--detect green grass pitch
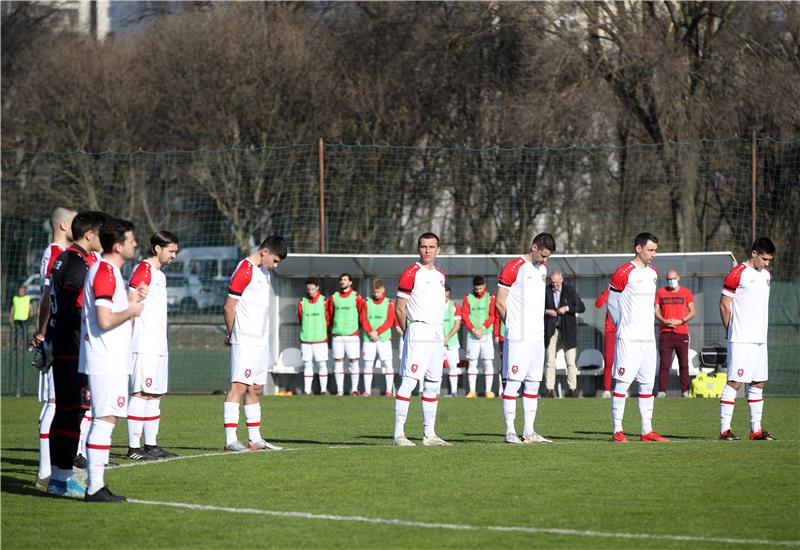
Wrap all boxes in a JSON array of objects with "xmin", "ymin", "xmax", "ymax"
[{"xmin": 2, "ymin": 395, "xmax": 799, "ymax": 548}]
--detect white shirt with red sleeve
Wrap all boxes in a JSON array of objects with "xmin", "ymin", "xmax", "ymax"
[
  {"xmin": 40, "ymin": 243, "xmax": 65, "ymax": 289},
  {"xmin": 498, "ymin": 256, "xmax": 547, "ymax": 343},
  {"xmin": 722, "ymin": 263, "xmax": 771, "ymax": 344},
  {"xmin": 129, "ymin": 259, "xmax": 168, "ymax": 355},
  {"xmin": 608, "ymin": 261, "xmax": 658, "ymax": 341},
  {"xmin": 227, "ymin": 258, "xmax": 270, "ymax": 345},
  {"xmin": 397, "ymin": 262, "xmax": 446, "ymax": 326},
  {"xmin": 79, "ymin": 259, "xmax": 132, "ymax": 375}
]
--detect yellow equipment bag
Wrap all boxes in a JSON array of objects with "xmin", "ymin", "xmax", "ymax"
[{"xmin": 691, "ymin": 372, "xmax": 728, "ymax": 398}]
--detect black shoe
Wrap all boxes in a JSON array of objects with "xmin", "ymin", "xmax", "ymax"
[
  {"xmin": 126, "ymin": 447, "xmax": 153, "ymax": 461},
  {"xmin": 85, "ymin": 485, "xmax": 126, "ymax": 503},
  {"xmin": 544, "ymin": 390, "xmax": 555, "ymax": 398},
  {"xmin": 73, "ymin": 454, "xmax": 88, "ymax": 469},
  {"xmin": 144, "ymin": 445, "xmax": 178, "ymax": 459},
  {"xmin": 567, "ymin": 389, "xmax": 580, "ymax": 398}
]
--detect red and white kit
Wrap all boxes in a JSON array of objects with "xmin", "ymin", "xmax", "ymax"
[
  {"xmin": 38, "ymin": 243, "xmax": 64, "ymax": 402},
  {"xmin": 609, "ymin": 262, "xmax": 658, "ymax": 384},
  {"xmin": 79, "ymin": 260, "xmax": 132, "ymax": 418},
  {"xmin": 228, "ymin": 258, "xmax": 271, "ymax": 386},
  {"xmin": 722, "ymin": 263, "xmax": 771, "ymax": 383},
  {"xmin": 129, "ymin": 260, "xmax": 169, "ymax": 394},
  {"xmin": 498, "ymin": 257, "xmax": 548, "ymax": 382},
  {"xmin": 397, "ymin": 262, "xmax": 446, "ymax": 382}
]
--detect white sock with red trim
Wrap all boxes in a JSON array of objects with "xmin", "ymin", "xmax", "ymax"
[
  {"xmin": 394, "ymin": 376, "xmax": 417, "ymax": 439},
  {"xmin": 483, "ymin": 360, "xmax": 494, "ymax": 394},
  {"xmin": 421, "ymin": 382, "xmax": 439, "ymax": 438},
  {"xmin": 467, "ymin": 361, "xmax": 478, "ymax": 393},
  {"xmin": 303, "ymin": 362, "xmax": 314, "ymax": 394},
  {"xmin": 223, "ymin": 401, "xmax": 239, "ymax": 445},
  {"xmin": 748, "ymin": 386, "xmax": 763, "ymax": 433},
  {"xmin": 78, "ymin": 410, "xmax": 92, "ymax": 457},
  {"xmin": 449, "ymin": 373, "xmax": 459, "ymax": 395},
  {"xmin": 243, "ymin": 403, "xmax": 262, "ymax": 442},
  {"xmin": 522, "ymin": 381, "xmax": 539, "ymax": 436},
  {"xmin": 38, "ymin": 401, "xmax": 55, "ymax": 479},
  {"xmin": 612, "ymin": 380, "xmax": 630, "ymax": 433},
  {"xmin": 363, "ymin": 363, "xmax": 374, "ymax": 395},
  {"xmin": 503, "ymin": 380, "xmax": 521, "ymax": 433},
  {"xmin": 382, "ymin": 361, "xmax": 393, "ymax": 394},
  {"xmin": 86, "ymin": 418, "xmax": 114, "ymax": 495},
  {"xmin": 638, "ymin": 383, "xmax": 654, "ymax": 435},
  {"xmin": 127, "ymin": 396, "xmax": 146, "ymax": 448},
  {"xmin": 317, "ymin": 362, "xmax": 328, "ymax": 393},
  {"xmin": 349, "ymin": 360, "xmax": 360, "ymax": 393},
  {"xmin": 334, "ymin": 362, "xmax": 345, "ymax": 396},
  {"xmin": 143, "ymin": 399, "xmax": 161, "ymax": 446},
  {"xmin": 720, "ymin": 384, "xmax": 737, "ymax": 433}
]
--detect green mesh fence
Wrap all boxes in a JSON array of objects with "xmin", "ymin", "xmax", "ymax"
[{"xmin": 1, "ymin": 138, "xmax": 798, "ymax": 394}]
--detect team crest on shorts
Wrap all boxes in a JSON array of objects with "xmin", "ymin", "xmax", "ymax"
[
  {"xmin": 117, "ymin": 396, "xmax": 126, "ymax": 408},
  {"xmin": 619, "ymin": 367, "xmax": 625, "ymax": 376},
  {"xmin": 145, "ymin": 377, "xmax": 152, "ymax": 388},
  {"xmin": 511, "ymin": 365, "xmax": 519, "ymax": 374},
  {"xmin": 410, "ymin": 364, "xmax": 418, "ymax": 373},
  {"xmin": 244, "ymin": 369, "xmax": 252, "ymax": 378},
  {"xmin": 737, "ymin": 368, "xmax": 744, "ymax": 377}
]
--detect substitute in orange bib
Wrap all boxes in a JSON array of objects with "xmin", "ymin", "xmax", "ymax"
[{"xmin": 654, "ymin": 269, "xmax": 696, "ymax": 398}]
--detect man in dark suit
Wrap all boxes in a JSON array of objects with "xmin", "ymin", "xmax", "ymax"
[{"xmin": 544, "ymin": 270, "xmax": 585, "ymax": 397}]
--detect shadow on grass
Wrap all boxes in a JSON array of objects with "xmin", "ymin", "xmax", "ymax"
[
  {"xmin": 0, "ymin": 474, "xmax": 47, "ymax": 498},
  {"xmin": 572, "ymin": 430, "xmax": 707, "ymax": 440},
  {"xmin": 1, "ymin": 455, "xmax": 38, "ymax": 468}
]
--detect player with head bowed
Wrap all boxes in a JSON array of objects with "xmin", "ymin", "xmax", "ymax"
[
  {"xmin": 718, "ymin": 237, "xmax": 777, "ymax": 441},
  {"xmin": 607, "ymin": 232, "xmax": 668, "ymax": 442},
  {"xmin": 392, "ymin": 232, "xmax": 451, "ymax": 446},
  {"xmin": 222, "ymin": 236, "xmax": 288, "ymax": 452},
  {"xmin": 80, "ymin": 218, "xmax": 147, "ymax": 502},
  {"xmin": 496, "ymin": 232, "xmax": 556, "ymax": 445},
  {"xmin": 360, "ymin": 278, "xmax": 397, "ymax": 397},
  {"xmin": 298, "ymin": 276, "xmax": 332, "ymax": 395},
  {"xmin": 326, "ymin": 273, "xmax": 366, "ymax": 395},
  {"xmin": 126, "ymin": 230, "xmax": 180, "ymax": 460}
]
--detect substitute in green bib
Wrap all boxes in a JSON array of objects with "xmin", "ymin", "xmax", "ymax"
[
  {"xmin": 359, "ymin": 279, "xmax": 397, "ymax": 396},
  {"xmin": 298, "ymin": 276, "xmax": 331, "ymax": 395},
  {"xmin": 443, "ymin": 285, "xmax": 463, "ymax": 397},
  {"xmin": 9, "ymin": 286, "xmax": 33, "ymax": 345},
  {"xmin": 462, "ymin": 276, "xmax": 497, "ymax": 398},
  {"xmin": 326, "ymin": 273, "xmax": 365, "ymax": 396}
]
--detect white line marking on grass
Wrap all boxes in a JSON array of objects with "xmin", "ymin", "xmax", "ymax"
[{"xmin": 127, "ymin": 499, "xmax": 800, "ymax": 547}]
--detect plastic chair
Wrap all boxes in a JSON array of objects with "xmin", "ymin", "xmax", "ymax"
[
  {"xmin": 671, "ymin": 349, "xmax": 700, "ymax": 376},
  {"xmin": 577, "ymin": 348, "xmax": 604, "ymax": 376},
  {"xmin": 274, "ymin": 347, "xmax": 303, "ymax": 373}
]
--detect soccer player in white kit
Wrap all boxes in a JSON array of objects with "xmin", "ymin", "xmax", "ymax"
[
  {"xmin": 496, "ymin": 232, "xmax": 555, "ymax": 444},
  {"xmin": 359, "ymin": 279, "xmax": 396, "ymax": 396},
  {"xmin": 298, "ymin": 277, "xmax": 331, "ymax": 395},
  {"xmin": 443, "ymin": 286, "xmax": 462, "ymax": 397},
  {"xmin": 80, "ymin": 218, "xmax": 145, "ymax": 502},
  {"xmin": 222, "ymin": 236, "xmax": 287, "ymax": 452},
  {"xmin": 30, "ymin": 207, "xmax": 76, "ymax": 489},
  {"xmin": 607, "ymin": 232, "xmax": 668, "ymax": 443},
  {"xmin": 718, "ymin": 237, "xmax": 776, "ymax": 441},
  {"xmin": 392, "ymin": 232, "xmax": 451, "ymax": 447},
  {"xmin": 462, "ymin": 276, "xmax": 497, "ymax": 398},
  {"xmin": 126, "ymin": 230, "xmax": 179, "ymax": 460}
]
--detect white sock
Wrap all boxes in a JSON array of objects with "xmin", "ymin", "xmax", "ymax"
[
  {"xmin": 364, "ymin": 364, "xmax": 374, "ymax": 395},
  {"xmin": 127, "ymin": 396, "xmax": 146, "ymax": 448},
  {"xmin": 483, "ymin": 360, "xmax": 494, "ymax": 393},
  {"xmin": 86, "ymin": 418, "xmax": 114, "ymax": 495},
  {"xmin": 38, "ymin": 401, "xmax": 55, "ymax": 479},
  {"xmin": 303, "ymin": 361, "xmax": 314, "ymax": 394},
  {"xmin": 224, "ymin": 401, "xmax": 239, "ymax": 445},
  {"xmin": 394, "ymin": 377, "xmax": 417, "ymax": 439},
  {"xmin": 350, "ymin": 360, "xmax": 360, "ymax": 393},
  {"xmin": 143, "ymin": 399, "xmax": 161, "ymax": 446},
  {"xmin": 334, "ymin": 363, "xmax": 345, "ymax": 396},
  {"xmin": 421, "ymin": 380, "xmax": 440, "ymax": 438},
  {"xmin": 78, "ymin": 410, "xmax": 92, "ymax": 457},
  {"xmin": 449, "ymin": 374, "xmax": 459, "ymax": 395},
  {"xmin": 244, "ymin": 403, "xmax": 262, "ymax": 442},
  {"xmin": 720, "ymin": 384, "xmax": 737, "ymax": 433},
  {"xmin": 612, "ymin": 380, "xmax": 630, "ymax": 433},
  {"xmin": 503, "ymin": 380, "xmax": 521, "ymax": 434},
  {"xmin": 748, "ymin": 386, "xmax": 764, "ymax": 433},
  {"xmin": 498, "ymin": 376, "xmax": 504, "ymax": 397},
  {"xmin": 638, "ymin": 383, "xmax": 654, "ymax": 435},
  {"xmin": 522, "ymin": 381, "xmax": 539, "ymax": 436},
  {"xmin": 468, "ymin": 361, "xmax": 478, "ymax": 393},
  {"xmin": 383, "ymin": 361, "xmax": 394, "ymax": 394},
  {"xmin": 318, "ymin": 363, "xmax": 328, "ymax": 394}
]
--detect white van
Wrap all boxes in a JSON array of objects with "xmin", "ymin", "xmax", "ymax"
[{"xmin": 164, "ymin": 246, "xmax": 239, "ymax": 283}]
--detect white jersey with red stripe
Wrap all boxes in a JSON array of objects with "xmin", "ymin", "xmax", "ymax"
[
  {"xmin": 397, "ymin": 262, "xmax": 446, "ymax": 326},
  {"xmin": 129, "ymin": 259, "xmax": 168, "ymax": 355},
  {"xmin": 609, "ymin": 261, "xmax": 658, "ymax": 341},
  {"xmin": 498, "ymin": 256, "xmax": 547, "ymax": 343},
  {"xmin": 227, "ymin": 258, "xmax": 271, "ymax": 345},
  {"xmin": 40, "ymin": 243, "xmax": 65, "ymax": 288},
  {"xmin": 722, "ymin": 263, "xmax": 771, "ymax": 344},
  {"xmin": 79, "ymin": 259, "xmax": 132, "ymax": 375}
]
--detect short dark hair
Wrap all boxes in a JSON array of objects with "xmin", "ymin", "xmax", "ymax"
[
  {"xmin": 100, "ymin": 218, "xmax": 135, "ymax": 254},
  {"xmin": 304, "ymin": 276, "xmax": 320, "ymax": 287},
  {"xmin": 531, "ymin": 232, "xmax": 556, "ymax": 253},
  {"xmin": 473, "ymin": 276, "xmax": 485, "ymax": 286},
  {"xmin": 445, "ymin": 284, "xmax": 451, "ymax": 293},
  {"xmin": 418, "ymin": 232, "xmax": 440, "ymax": 247},
  {"xmin": 149, "ymin": 230, "xmax": 179, "ymax": 256},
  {"xmin": 339, "ymin": 273, "xmax": 352, "ymax": 282},
  {"xmin": 634, "ymin": 232, "xmax": 658, "ymax": 248},
  {"xmin": 752, "ymin": 237, "xmax": 776, "ymax": 255},
  {"xmin": 71, "ymin": 211, "xmax": 109, "ymax": 241},
  {"xmin": 259, "ymin": 235, "xmax": 288, "ymax": 260},
  {"xmin": 372, "ymin": 278, "xmax": 385, "ymax": 290}
]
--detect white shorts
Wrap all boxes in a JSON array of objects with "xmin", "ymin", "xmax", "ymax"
[
  {"xmin": 727, "ymin": 342, "xmax": 768, "ymax": 383},
  {"xmin": 301, "ymin": 342, "xmax": 329, "ymax": 363},
  {"xmin": 400, "ymin": 323, "xmax": 444, "ymax": 383},
  {"xmin": 130, "ymin": 353, "xmax": 168, "ymax": 395},
  {"xmin": 444, "ymin": 347, "xmax": 462, "ymax": 374},
  {"xmin": 363, "ymin": 340, "xmax": 393, "ymax": 363},
  {"xmin": 231, "ymin": 344, "xmax": 268, "ymax": 386},
  {"xmin": 38, "ymin": 367, "xmax": 55, "ymax": 402},
  {"xmin": 466, "ymin": 333, "xmax": 495, "ymax": 361},
  {"xmin": 502, "ymin": 339, "xmax": 544, "ymax": 382},
  {"xmin": 88, "ymin": 374, "xmax": 129, "ymax": 418},
  {"xmin": 613, "ymin": 339, "xmax": 657, "ymax": 384},
  {"xmin": 332, "ymin": 335, "xmax": 360, "ymax": 360}
]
